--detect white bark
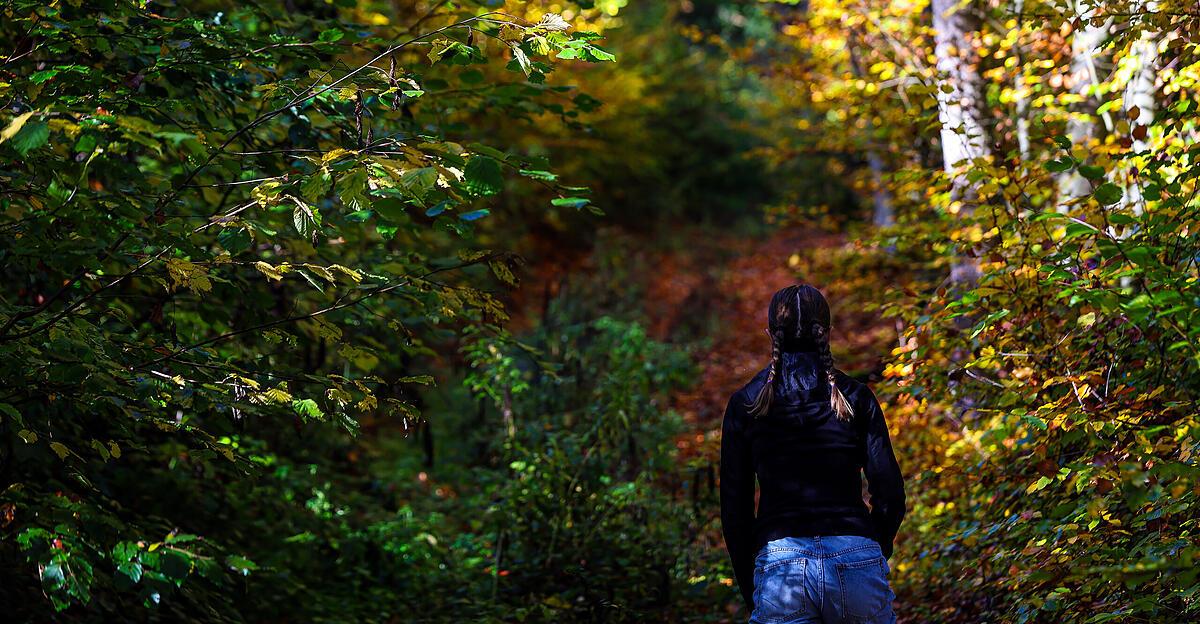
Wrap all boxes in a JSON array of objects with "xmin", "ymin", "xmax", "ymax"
[
  {"xmin": 931, "ymin": 0, "xmax": 988, "ymax": 283},
  {"xmin": 1013, "ymin": 0, "xmax": 1030, "ymax": 159},
  {"xmin": 1122, "ymin": 15, "xmax": 1160, "ymax": 216},
  {"xmin": 931, "ymin": 0, "xmax": 988, "ymax": 176},
  {"xmin": 1058, "ymin": 7, "xmax": 1111, "ymax": 211}
]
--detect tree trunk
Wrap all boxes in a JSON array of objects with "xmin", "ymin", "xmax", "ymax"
[
  {"xmin": 1059, "ymin": 7, "xmax": 1112, "ymax": 211},
  {"xmin": 868, "ymin": 150, "xmax": 894, "ymax": 227},
  {"xmin": 1123, "ymin": 8, "xmax": 1160, "ymax": 216},
  {"xmin": 931, "ymin": 0, "xmax": 988, "ymax": 283},
  {"xmin": 1013, "ymin": 0, "xmax": 1031, "ymax": 159}
]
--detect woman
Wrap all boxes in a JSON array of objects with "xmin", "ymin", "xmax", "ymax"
[{"xmin": 720, "ymin": 284, "xmax": 906, "ymax": 623}]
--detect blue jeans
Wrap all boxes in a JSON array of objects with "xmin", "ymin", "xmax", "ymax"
[{"xmin": 750, "ymin": 535, "xmax": 897, "ymax": 624}]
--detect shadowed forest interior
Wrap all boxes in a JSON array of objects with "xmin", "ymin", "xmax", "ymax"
[{"xmin": 1, "ymin": 0, "xmax": 1199, "ymax": 622}]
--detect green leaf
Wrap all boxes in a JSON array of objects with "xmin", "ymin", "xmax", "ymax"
[
  {"xmin": 373, "ymin": 197, "xmax": 409, "ymax": 222},
  {"xmin": 551, "ymin": 197, "xmax": 590, "ymax": 209},
  {"xmin": 300, "ymin": 170, "xmax": 332, "ymax": 202},
  {"xmin": 1027, "ymin": 475, "xmax": 1053, "ymax": 494},
  {"xmin": 1063, "ymin": 222, "xmax": 1096, "ymax": 239},
  {"xmin": 217, "ymin": 227, "xmax": 252, "ymax": 255},
  {"xmin": 292, "ymin": 198, "xmax": 320, "ymax": 239},
  {"xmin": 1, "ymin": 111, "xmax": 35, "ymax": 143},
  {"xmin": 510, "ymin": 44, "xmax": 532, "ymax": 76},
  {"xmin": 113, "ymin": 542, "xmax": 140, "ymax": 562},
  {"xmin": 399, "ymin": 167, "xmax": 438, "ymax": 198},
  {"xmin": 463, "ymin": 156, "xmax": 504, "ymax": 197},
  {"xmin": 0, "ymin": 402, "xmax": 20, "ymax": 425},
  {"xmin": 1021, "ymin": 414, "xmax": 1048, "ymax": 431},
  {"xmin": 226, "ymin": 555, "xmax": 258, "ymax": 576},
  {"xmin": 337, "ymin": 168, "xmax": 369, "ymax": 211},
  {"xmin": 160, "ymin": 550, "xmax": 192, "ymax": 582},
  {"xmin": 292, "ymin": 398, "xmax": 324, "ymax": 421},
  {"xmin": 1093, "ymin": 183, "xmax": 1123, "ymax": 205},
  {"xmin": 8, "ymin": 120, "xmax": 49, "ymax": 156},
  {"xmin": 30, "ymin": 69, "xmax": 59, "ymax": 84},
  {"xmin": 519, "ymin": 169, "xmax": 557, "ymax": 181},
  {"xmin": 41, "ymin": 562, "xmax": 66, "ymax": 590},
  {"xmin": 117, "ymin": 562, "xmax": 143, "ymax": 584},
  {"xmin": 1078, "ymin": 165, "xmax": 1105, "ymax": 180},
  {"xmin": 583, "ymin": 44, "xmax": 616, "ymax": 62},
  {"xmin": 467, "ymin": 143, "xmax": 508, "ymax": 161},
  {"xmin": 1043, "ymin": 157, "xmax": 1074, "ymax": 173}
]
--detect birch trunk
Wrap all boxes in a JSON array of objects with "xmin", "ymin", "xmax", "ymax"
[
  {"xmin": 1123, "ymin": 7, "xmax": 1160, "ymax": 216},
  {"xmin": 931, "ymin": 0, "xmax": 988, "ymax": 283},
  {"xmin": 1059, "ymin": 7, "xmax": 1112, "ymax": 211},
  {"xmin": 1013, "ymin": 0, "xmax": 1031, "ymax": 159}
]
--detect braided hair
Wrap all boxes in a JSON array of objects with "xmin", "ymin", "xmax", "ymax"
[{"xmin": 746, "ymin": 284, "xmax": 854, "ymax": 421}]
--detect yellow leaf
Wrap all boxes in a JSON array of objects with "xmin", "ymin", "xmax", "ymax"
[
  {"xmin": 499, "ymin": 24, "xmax": 525, "ymax": 43},
  {"xmin": 165, "ymin": 258, "xmax": 212, "ymax": 294},
  {"xmin": 322, "ymin": 148, "xmax": 351, "ymax": 164},
  {"xmin": 0, "ymin": 111, "xmax": 35, "ymax": 143},
  {"xmin": 254, "ymin": 261, "xmax": 285, "ymax": 281},
  {"xmin": 49, "ymin": 441, "xmax": 70, "ymax": 460},
  {"xmin": 329, "ymin": 264, "xmax": 362, "ymax": 282},
  {"xmin": 303, "ymin": 263, "xmax": 336, "ymax": 282}
]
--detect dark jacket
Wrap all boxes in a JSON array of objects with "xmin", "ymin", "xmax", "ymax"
[{"xmin": 719, "ymin": 350, "xmax": 907, "ymax": 610}]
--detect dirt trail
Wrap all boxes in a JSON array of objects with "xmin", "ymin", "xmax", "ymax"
[
  {"xmin": 507, "ymin": 222, "xmax": 900, "ymax": 617},
  {"xmin": 508, "ymin": 219, "xmax": 895, "ymax": 460},
  {"xmin": 656, "ymin": 226, "xmax": 891, "ymax": 464},
  {"xmin": 509, "ymin": 222, "xmax": 894, "ymax": 460}
]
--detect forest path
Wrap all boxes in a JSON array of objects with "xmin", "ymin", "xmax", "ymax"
[
  {"xmin": 659, "ymin": 225, "xmax": 893, "ymax": 463},
  {"xmin": 649, "ymin": 223, "xmax": 903, "ymax": 621}
]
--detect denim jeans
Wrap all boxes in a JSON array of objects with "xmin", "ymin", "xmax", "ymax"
[{"xmin": 750, "ymin": 535, "xmax": 897, "ymax": 624}]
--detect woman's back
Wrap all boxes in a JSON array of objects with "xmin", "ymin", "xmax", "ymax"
[
  {"xmin": 719, "ymin": 285, "xmax": 905, "ymax": 623},
  {"xmin": 746, "ymin": 352, "xmax": 879, "ymax": 539}
]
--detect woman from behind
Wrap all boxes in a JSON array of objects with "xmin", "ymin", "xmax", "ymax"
[{"xmin": 720, "ymin": 284, "xmax": 906, "ymax": 623}]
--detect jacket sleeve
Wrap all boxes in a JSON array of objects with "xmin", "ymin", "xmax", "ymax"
[
  {"xmin": 860, "ymin": 386, "xmax": 906, "ymax": 559},
  {"xmin": 719, "ymin": 391, "xmax": 757, "ymax": 611}
]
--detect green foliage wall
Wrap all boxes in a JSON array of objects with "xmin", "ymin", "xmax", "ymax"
[{"xmin": 0, "ymin": 0, "xmax": 617, "ymax": 618}]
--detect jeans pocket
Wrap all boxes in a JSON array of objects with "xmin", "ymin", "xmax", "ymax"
[
  {"xmin": 752, "ymin": 558, "xmax": 809, "ymax": 623},
  {"xmin": 835, "ymin": 555, "xmax": 890, "ymax": 622}
]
